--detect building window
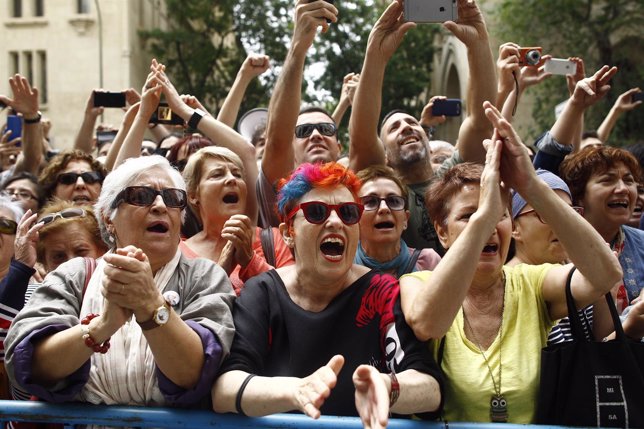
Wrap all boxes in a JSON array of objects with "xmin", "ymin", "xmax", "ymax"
[
  {"xmin": 23, "ymin": 52, "xmax": 33, "ymax": 84},
  {"xmin": 37, "ymin": 51, "xmax": 47, "ymax": 104},
  {"xmin": 9, "ymin": 52, "xmax": 20, "ymax": 76},
  {"xmin": 34, "ymin": 0, "xmax": 44, "ymax": 16},
  {"xmin": 77, "ymin": 0, "xmax": 91, "ymax": 14},
  {"xmin": 11, "ymin": 0, "xmax": 23, "ymax": 18}
]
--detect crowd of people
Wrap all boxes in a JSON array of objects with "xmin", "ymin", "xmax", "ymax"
[{"xmin": 0, "ymin": 0, "xmax": 642, "ymax": 427}]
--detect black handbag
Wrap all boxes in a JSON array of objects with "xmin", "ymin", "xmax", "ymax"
[{"xmin": 535, "ymin": 268, "xmax": 644, "ymax": 428}]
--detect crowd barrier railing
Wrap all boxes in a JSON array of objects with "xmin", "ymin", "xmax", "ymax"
[{"xmin": 0, "ymin": 400, "xmax": 587, "ymax": 429}]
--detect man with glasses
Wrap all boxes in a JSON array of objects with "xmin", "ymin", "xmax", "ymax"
[
  {"xmin": 257, "ymin": 0, "xmax": 341, "ymax": 227},
  {"xmin": 349, "ymin": 0, "xmax": 496, "ymax": 254}
]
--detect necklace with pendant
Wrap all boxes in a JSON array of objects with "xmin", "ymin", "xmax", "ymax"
[{"xmin": 462, "ymin": 275, "xmax": 508, "ymax": 423}]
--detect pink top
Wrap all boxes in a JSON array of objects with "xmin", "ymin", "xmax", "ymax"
[{"xmin": 180, "ymin": 226, "xmax": 294, "ymax": 295}]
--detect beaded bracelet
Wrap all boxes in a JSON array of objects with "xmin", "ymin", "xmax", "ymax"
[
  {"xmin": 80, "ymin": 313, "xmax": 111, "ymax": 354},
  {"xmin": 389, "ymin": 371, "xmax": 400, "ymax": 407}
]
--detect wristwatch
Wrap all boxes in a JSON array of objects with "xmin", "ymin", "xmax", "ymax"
[
  {"xmin": 137, "ymin": 302, "xmax": 171, "ymax": 330},
  {"xmin": 187, "ymin": 108, "xmax": 206, "ymax": 130},
  {"xmin": 24, "ymin": 111, "xmax": 42, "ymax": 124}
]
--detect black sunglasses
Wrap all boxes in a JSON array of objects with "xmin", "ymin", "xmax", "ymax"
[
  {"xmin": 294, "ymin": 123, "xmax": 337, "ymax": 139},
  {"xmin": 360, "ymin": 195, "xmax": 406, "ymax": 211},
  {"xmin": 0, "ymin": 218, "xmax": 17, "ymax": 235},
  {"xmin": 286, "ymin": 201, "xmax": 364, "ymax": 225},
  {"xmin": 57, "ymin": 171, "xmax": 103, "ymax": 185},
  {"xmin": 38, "ymin": 208, "xmax": 86, "ymax": 226},
  {"xmin": 111, "ymin": 186, "xmax": 187, "ymax": 209}
]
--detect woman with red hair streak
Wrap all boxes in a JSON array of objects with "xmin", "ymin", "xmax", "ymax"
[
  {"xmin": 212, "ymin": 162, "xmax": 443, "ymax": 427},
  {"xmin": 560, "ymin": 145, "xmax": 644, "ymax": 318}
]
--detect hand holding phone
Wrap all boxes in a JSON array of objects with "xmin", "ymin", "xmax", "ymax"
[
  {"xmin": 632, "ymin": 92, "xmax": 644, "ymax": 103},
  {"xmin": 544, "ymin": 58, "xmax": 577, "ymax": 76},
  {"xmin": 432, "ymin": 99, "xmax": 462, "ymax": 116},
  {"xmin": 149, "ymin": 102, "xmax": 184, "ymax": 126},
  {"xmin": 6, "ymin": 115, "xmax": 22, "ymax": 141},
  {"xmin": 93, "ymin": 91, "xmax": 126, "ymax": 108}
]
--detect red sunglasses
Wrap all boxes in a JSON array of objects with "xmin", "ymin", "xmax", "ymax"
[{"xmin": 286, "ymin": 201, "xmax": 364, "ymax": 225}]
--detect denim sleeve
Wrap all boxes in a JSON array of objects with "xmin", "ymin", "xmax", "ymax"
[{"xmin": 532, "ymin": 131, "xmax": 572, "ymax": 175}]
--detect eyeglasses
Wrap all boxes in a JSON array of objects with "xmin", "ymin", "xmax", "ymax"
[
  {"xmin": 38, "ymin": 208, "xmax": 86, "ymax": 226},
  {"xmin": 516, "ymin": 206, "xmax": 584, "ymax": 224},
  {"xmin": 360, "ymin": 195, "xmax": 406, "ymax": 211},
  {"xmin": 57, "ymin": 171, "xmax": 103, "ymax": 186},
  {"xmin": 286, "ymin": 201, "xmax": 363, "ymax": 225},
  {"xmin": 0, "ymin": 218, "xmax": 17, "ymax": 235},
  {"xmin": 111, "ymin": 186, "xmax": 187, "ymax": 209},
  {"xmin": 294, "ymin": 123, "xmax": 337, "ymax": 139},
  {"xmin": 1, "ymin": 188, "xmax": 36, "ymax": 201}
]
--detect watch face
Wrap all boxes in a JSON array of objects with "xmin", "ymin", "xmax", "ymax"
[{"xmin": 154, "ymin": 306, "xmax": 170, "ymax": 325}]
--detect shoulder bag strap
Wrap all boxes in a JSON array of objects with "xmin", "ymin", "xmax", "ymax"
[
  {"xmin": 260, "ymin": 227, "xmax": 276, "ymax": 268},
  {"xmin": 402, "ymin": 248, "xmax": 422, "ymax": 274}
]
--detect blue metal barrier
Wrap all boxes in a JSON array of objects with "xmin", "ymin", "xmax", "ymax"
[{"xmin": 0, "ymin": 400, "xmax": 585, "ymax": 429}]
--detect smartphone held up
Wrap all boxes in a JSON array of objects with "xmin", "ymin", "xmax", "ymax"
[
  {"xmin": 404, "ymin": 0, "xmax": 457, "ymax": 23},
  {"xmin": 93, "ymin": 90, "xmax": 126, "ymax": 108},
  {"xmin": 432, "ymin": 99, "xmax": 462, "ymax": 117}
]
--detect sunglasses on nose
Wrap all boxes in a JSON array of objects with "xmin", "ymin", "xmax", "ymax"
[
  {"xmin": 38, "ymin": 208, "xmax": 86, "ymax": 226},
  {"xmin": 294, "ymin": 123, "xmax": 337, "ymax": 139},
  {"xmin": 0, "ymin": 218, "xmax": 17, "ymax": 235},
  {"xmin": 110, "ymin": 186, "xmax": 187, "ymax": 209},
  {"xmin": 57, "ymin": 171, "xmax": 103, "ymax": 186},
  {"xmin": 286, "ymin": 201, "xmax": 364, "ymax": 225},
  {"xmin": 360, "ymin": 195, "xmax": 406, "ymax": 211}
]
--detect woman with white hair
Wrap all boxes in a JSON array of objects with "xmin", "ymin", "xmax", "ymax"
[
  {"xmin": 4, "ymin": 155, "xmax": 235, "ymax": 407},
  {"xmin": 0, "ymin": 195, "xmax": 24, "ymax": 399}
]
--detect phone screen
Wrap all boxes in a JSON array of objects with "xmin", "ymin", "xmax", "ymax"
[
  {"xmin": 6, "ymin": 115, "xmax": 22, "ymax": 141},
  {"xmin": 93, "ymin": 91, "xmax": 126, "ymax": 108}
]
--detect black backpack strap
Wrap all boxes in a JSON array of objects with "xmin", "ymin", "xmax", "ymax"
[
  {"xmin": 401, "ymin": 248, "xmax": 422, "ymax": 274},
  {"xmin": 437, "ymin": 335, "xmax": 446, "ymax": 367},
  {"xmin": 260, "ymin": 227, "xmax": 276, "ymax": 267}
]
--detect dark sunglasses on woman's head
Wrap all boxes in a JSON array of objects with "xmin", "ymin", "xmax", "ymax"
[
  {"xmin": 516, "ymin": 206, "xmax": 584, "ymax": 224},
  {"xmin": 0, "ymin": 218, "xmax": 17, "ymax": 235},
  {"xmin": 56, "ymin": 171, "xmax": 103, "ymax": 186},
  {"xmin": 294, "ymin": 123, "xmax": 337, "ymax": 139},
  {"xmin": 111, "ymin": 186, "xmax": 187, "ymax": 209},
  {"xmin": 287, "ymin": 201, "xmax": 364, "ymax": 225},
  {"xmin": 360, "ymin": 195, "xmax": 406, "ymax": 211},
  {"xmin": 38, "ymin": 208, "xmax": 86, "ymax": 226}
]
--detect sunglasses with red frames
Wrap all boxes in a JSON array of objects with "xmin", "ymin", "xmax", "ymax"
[
  {"xmin": 56, "ymin": 171, "xmax": 103, "ymax": 185},
  {"xmin": 294, "ymin": 123, "xmax": 337, "ymax": 139},
  {"xmin": 286, "ymin": 201, "xmax": 364, "ymax": 225},
  {"xmin": 111, "ymin": 186, "xmax": 187, "ymax": 209},
  {"xmin": 516, "ymin": 206, "xmax": 584, "ymax": 224}
]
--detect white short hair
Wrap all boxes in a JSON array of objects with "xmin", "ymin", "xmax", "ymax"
[
  {"xmin": 0, "ymin": 195, "xmax": 24, "ymax": 222},
  {"xmin": 94, "ymin": 156, "xmax": 186, "ymax": 245}
]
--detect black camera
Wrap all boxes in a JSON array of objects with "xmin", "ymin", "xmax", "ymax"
[{"xmin": 149, "ymin": 102, "xmax": 184, "ymax": 126}]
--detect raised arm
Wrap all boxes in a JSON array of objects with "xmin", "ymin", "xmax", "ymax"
[
  {"xmin": 331, "ymin": 72, "xmax": 360, "ymax": 125},
  {"xmin": 449, "ymin": 0, "xmax": 496, "ymax": 163},
  {"xmin": 73, "ymin": 91, "xmax": 104, "ymax": 154},
  {"xmin": 103, "ymin": 102, "xmax": 140, "ymax": 172},
  {"xmin": 483, "ymin": 101, "xmax": 623, "ymax": 320},
  {"xmin": 113, "ymin": 64, "xmax": 163, "ymax": 168},
  {"xmin": 217, "ymin": 54, "xmax": 270, "ymax": 128},
  {"xmin": 0, "ymin": 74, "xmax": 44, "ymax": 175},
  {"xmin": 157, "ymin": 66, "xmax": 259, "ymax": 225},
  {"xmin": 400, "ymin": 135, "xmax": 506, "ymax": 340},
  {"xmin": 597, "ymin": 87, "xmax": 642, "ymax": 143},
  {"xmin": 348, "ymin": 0, "xmax": 415, "ymax": 172},
  {"xmin": 551, "ymin": 65, "xmax": 617, "ymax": 152},
  {"xmin": 262, "ymin": 0, "xmax": 338, "ymax": 185}
]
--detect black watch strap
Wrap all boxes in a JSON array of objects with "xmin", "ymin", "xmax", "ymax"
[
  {"xmin": 24, "ymin": 112, "xmax": 42, "ymax": 124},
  {"xmin": 187, "ymin": 108, "xmax": 205, "ymax": 130}
]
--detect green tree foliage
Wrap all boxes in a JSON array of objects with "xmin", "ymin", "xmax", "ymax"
[
  {"xmin": 235, "ymin": 0, "xmax": 439, "ymax": 127},
  {"xmin": 138, "ymin": 0, "xmax": 267, "ymax": 113},
  {"xmin": 494, "ymin": 0, "xmax": 644, "ymax": 145}
]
